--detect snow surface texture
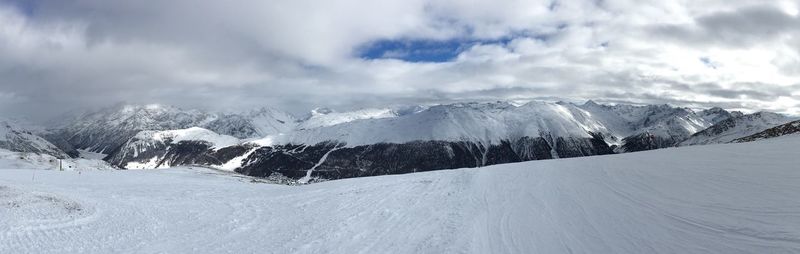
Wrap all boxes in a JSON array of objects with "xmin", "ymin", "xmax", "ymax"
[{"xmin": 2, "ymin": 137, "xmax": 800, "ymax": 253}]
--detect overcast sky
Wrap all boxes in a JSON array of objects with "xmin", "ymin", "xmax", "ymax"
[{"xmin": 1, "ymin": 0, "xmax": 799, "ymax": 120}]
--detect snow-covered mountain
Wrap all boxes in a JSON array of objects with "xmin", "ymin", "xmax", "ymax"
[
  {"xmin": 680, "ymin": 112, "xmax": 792, "ymax": 146},
  {"xmin": 204, "ymin": 107, "xmax": 297, "ymax": 139},
  {"xmin": 0, "ymin": 148, "xmax": 114, "ymax": 170},
  {"xmin": 49, "ymin": 100, "xmax": 761, "ymax": 181},
  {"xmin": 698, "ymin": 107, "xmax": 744, "ymax": 124},
  {"xmin": 733, "ymin": 119, "xmax": 800, "ymax": 143},
  {"xmin": 575, "ymin": 102, "xmax": 726, "ymax": 152},
  {"xmin": 0, "ymin": 119, "xmax": 70, "ymax": 159},
  {"xmin": 104, "ymin": 101, "xmax": 618, "ymax": 179},
  {"xmin": 105, "ymin": 127, "xmax": 243, "ymax": 169},
  {"xmin": 230, "ymin": 101, "xmax": 621, "ymax": 180},
  {"xmin": 229, "ymin": 101, "xmax": 741, "ymax": 181},
  {"xmin": 58, "ymin": 104, "xmax": 217, "ymax": 154},
  {"xmin": 297, "ymin": 107, "xmax": 400, "ymax": 130},
  {"xmin": 279, "ymin": 101, "xmax": 613, "ymax": 146},
  {"xmin": 56, "ymin": 104, "xmax": 294, "ymax": 154}
]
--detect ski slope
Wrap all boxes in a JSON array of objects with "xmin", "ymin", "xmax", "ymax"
[
  {"xmin": 2, "ymin": 137, "xmax": 800, "ymax": 253},
  {"xmin": 0, "ymin": 149, "xmax": 114, "ymax": 171}
]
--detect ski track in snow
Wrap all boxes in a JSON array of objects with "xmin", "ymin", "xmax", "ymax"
[{"xmin": 2, "ymin": 137, "xmax": 800, "ymax": 253}]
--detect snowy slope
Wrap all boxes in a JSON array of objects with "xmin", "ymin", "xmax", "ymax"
[
  {"xmin": 734, "ymin": 119, "xmax": 800, "ymax": 143},
  {"xmin": 205, "ymin": 107, "xmax": 297, "ymax": 139},
  {"xmin": 57, "ymin": 104, "xmax": 294, "ymax": 153},
  {"xmin": 280, "ymin": 101, "xmax": 612, "ymax": 147},
  {"xmin": 274, "ymin": 101, "xmax": 729, "ymax": 151},
  {"xmin": 101, "ymin": 101, "xmax": 745, "ymax": 173},
  {"xmin": 0, "ymin": 120, "xmax": 69, "ymax": 159},
  {"xmin": 106, "ymin": 127, "xmax": 241, "ymax": 169},
  {"xmin": 578, "ymin": 102, "xmax": 713, "ymax": 138},
  {"xmin": 297, "ymin": 107, "xmax": 399, "ymax": 129},
  {"xmin": 0, "ymin": 148, "xmax": 113, "ymax": 170},
  {"xmin": 698, "ymin": 107, "xmax": 743, "ymax": 124},
  {"xmin": 58, "ymin": 101, "xmax": 738, "ymax": 153},
  {"xmin": 134, "ymin": 127, "xmax": 240, "ymax": 149},
  {"xmin": 681, "ymin": 112, "xmax": 792, "ymax": 146},
  {"xmin": 59, "ymin": 104, "xmax": 219, "ymax": 153},
  {"xmin": 577, "ymin": 102, "xmax": 720, "ymax": 151},
  {"xmin": 2, "ymin": 136, "xmax": 800, "ymax": 253}
]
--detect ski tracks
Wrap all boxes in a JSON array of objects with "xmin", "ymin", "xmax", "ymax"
[{"xmin": 0, "ymin": 185, "xmax": 102, "ymax": 253}]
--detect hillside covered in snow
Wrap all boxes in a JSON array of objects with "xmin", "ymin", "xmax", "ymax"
[
  {"xmin": 11, "ymin": 100, "xmax": 793, "ymax": 182},
  {"xmin": 680, "ymin": 112, "xmax": 793, "ymax": 146},
  {"xmin": 0, "ymin": 148, "xmax": 114, "ymax": 171},
  {"xmin": 0, "ymin": 119, "xmax": 70, "ymax": 159},
  {"xmin": 91, "ymin": 101, "xmax": 765, "ymax": 180},
  {"xmin": 734, "ymin": 119, "xmax": 800, "ymax": 143},
  {"xmin": 2, "ymin": 135, "xmax": 799, "ymax": 253}
]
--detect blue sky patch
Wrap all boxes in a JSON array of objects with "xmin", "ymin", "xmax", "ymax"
[
  {"xmin": 358, "ymin": 38, "xmax": 516, "ymax": 63},
  {"xmin": 700, "ymin": 57, "xmax": 717, "ymax": 69},
  {"xmin": 3, "ymin": 0, "xmax": 38, "ymax": 16}
]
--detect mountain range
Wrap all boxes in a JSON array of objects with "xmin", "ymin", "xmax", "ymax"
[{"xmin": 2, "ymin": 100, "xmax": 797, "ymax": 182}]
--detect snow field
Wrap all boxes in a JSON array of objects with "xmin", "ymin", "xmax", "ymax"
[{"xmin": 2, "ymin": 136, "xmax": 800, "ymax": 253}]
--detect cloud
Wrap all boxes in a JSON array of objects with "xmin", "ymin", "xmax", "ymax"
[
  {"xmin": 651, "ymin": 5, "xmax": 800, "ymax": 48},
  {"xmin": 0, "ymin": 0, "xmax": 798, "ymax": 120}
]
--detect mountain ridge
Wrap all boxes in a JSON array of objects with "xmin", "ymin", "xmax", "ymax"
[{"xmin": 10, "ymin": 100, "xmax": 792, "ymax": 182}]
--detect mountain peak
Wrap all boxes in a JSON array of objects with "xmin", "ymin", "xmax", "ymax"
[{"xmin": 584, "ymin": 100, "xmax": 600, "ymax": 107}]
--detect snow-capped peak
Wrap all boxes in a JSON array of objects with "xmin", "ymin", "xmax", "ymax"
[
  {"xmin": 58, "ymin": 104, "xmax": 297, "ymax": 151},
  {"xmin": 583, "ymin": 100, "xmax": 601, "ymax": 107},
  {"xmin": 298, "ymin": 107, "xmax": 400, "ymax": 129},
  {"xmin": 135, "ymin": 127, "xmax": 239, "ymax": 149},
  {"xmin": 277, "ymin": 101, "xmax": 615, "ymax": 147}
]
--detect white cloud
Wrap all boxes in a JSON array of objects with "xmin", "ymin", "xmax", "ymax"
[{"xmin": 0, "ymin": 0, "xmax": 798, "ymax": 119}]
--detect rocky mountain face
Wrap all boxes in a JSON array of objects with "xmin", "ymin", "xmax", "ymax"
[
  {"xmin": 105, "ymin": 127, "xmax": 242, "ymax": 168},
  {"xmin": 699, "ymin": 107, "xmax": 744, "ymax": 124},
  {"xmin": 56, "ymin": 104, "xmax": 216, "ymax": 154},
  {"xmin": 0, "ymin": 120, "xmax": 70, "ymax": 159},
  {"xmin": 205, "ymin": 108, "xmax": 297, "ymax": 139},
  {"xmin": 680, "ymin": 112, "xmax": 792, "ymax": 146},
  {"xmin": 733, "ymin": 120, "xmax": 800, "ymax": 143},
  {"xmin": 37, "ymin": 132, "xmax": 80, "ymax": 158},
  {"xmin": 55, "ymin": 104, "xmax": 296, "ymax": 154},
  {"xmin": 577, "ymin": 102, "xmax": 725, "ymax": 152}
]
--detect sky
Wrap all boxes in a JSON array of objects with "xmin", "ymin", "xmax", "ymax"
[{"xmin": 0, "ymin": 0, "xmax": 799, "ymax": 120}]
